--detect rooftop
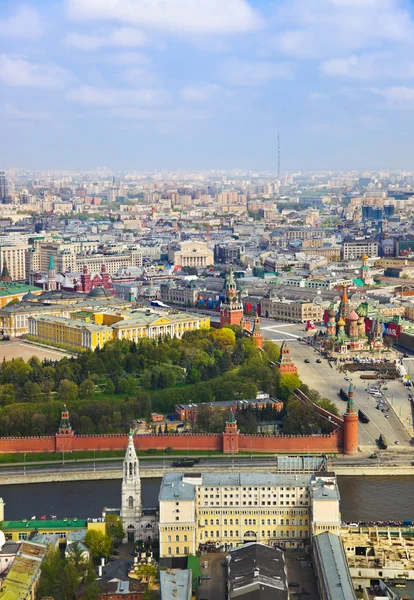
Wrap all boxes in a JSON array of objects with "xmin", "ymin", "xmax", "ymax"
[
  {"xmin": 2, "ymin": 519, "xmax": 88, "ymax": 531},
  {"xmin": 313, "ymin": 532, "xmax": 356, "ymax": 600},
  {"xmin": 160, "ymin": 569, "xmax": 192, "ymax": 600}
]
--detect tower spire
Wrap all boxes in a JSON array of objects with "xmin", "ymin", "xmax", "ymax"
[
  {"xmin": 121, "ymin": 430, "xmax": 142, "ymax": 542},
  {"xmin": 346, "ymin": 382, "xmax": 356, "ymax": 414}
]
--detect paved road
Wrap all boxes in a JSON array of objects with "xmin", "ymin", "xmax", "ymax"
[
  {"xmin": 2, "ymin": 452, "xmax": 413, "ymax": 478},
  {"xmin": 260, "ymin": 321, "xmax": 411, "ymax": 447}
]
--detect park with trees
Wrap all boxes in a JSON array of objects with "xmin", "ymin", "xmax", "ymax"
[{"xmin": 0, "ymin": 326, "xmax": 338, "ymax": 438}]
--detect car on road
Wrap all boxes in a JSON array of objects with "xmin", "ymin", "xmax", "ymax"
[
  {"xmin": 289, "ymin": 582, "xmax": 300, "ymax": 588},
  {"xmin": 369, "ymin": 452, "xmax": 378, "ymax": 459},
  {"xmin": 304, "ymin": 359, "xmax": 310, "ymax": 363},
  {"xmin": 203, "ymin": 561, "xmax": 208, "ymax": 569},
  {"xmin": 316, "ymin": 359, "xmax": 322, "ymax": 363},
  {"xmin": 344, "ymin": 376, "xmax": 350, "ymax": 381},
  {"xmin": 200, "ymin": 576, "xmax": 211, "ymax": 580},
  {"xmin": 403, "ymin": 354, "xmax": 409, "ymax": 358},
  {"xmin": 395, "ymin": 440, "xmax": 400, "ymax": 444},
  {"xmin": 385, "ymin": 414, "xmax": 389, "ymax": 418}
]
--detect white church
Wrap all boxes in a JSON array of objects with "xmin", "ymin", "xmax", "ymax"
[{"xmin": 120, "ymin": 432, "xmax": 158, "ymax": 543}]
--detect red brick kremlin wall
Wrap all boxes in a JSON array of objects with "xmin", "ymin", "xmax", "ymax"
[
  {"xmin": 0, "ymin": 391, "xmax": 345, "ymax": 454},
  {"xmin": 0, "ymin": 429, "xmax": 342, "ymax": 454}
]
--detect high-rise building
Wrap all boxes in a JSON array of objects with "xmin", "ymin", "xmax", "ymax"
[{"xmin": 0, "ymin": 172, "xmax": 7, "ymax": 204}]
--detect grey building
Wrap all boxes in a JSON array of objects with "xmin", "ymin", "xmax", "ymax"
[{"xmin": 227, "ymin": 542, "xmax": 288, "ymax": 600}]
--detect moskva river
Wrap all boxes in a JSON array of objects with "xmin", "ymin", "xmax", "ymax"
[{"xmin": 3, "ymin": 476, "xmax": 414, "ymax": 522}]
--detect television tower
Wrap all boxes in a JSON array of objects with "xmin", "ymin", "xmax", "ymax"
[{"xmin": 277, "ymin": 129, "xmax": 281, "ymax": 179}]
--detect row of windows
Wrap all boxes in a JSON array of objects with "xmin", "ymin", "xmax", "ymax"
[
  {"xmin": 199, "ymin": 500, "xmax": 307, "ymax": 507},
  {"xmin": 198, "ymin": 509, "xmax": 308, "ymax": 517},
  {"xmin": 202, "ymin": 518, "xmax": 309, "ymax": 526},
  {"xmin": 166, "ymin": 547, "xmax": 189, "ymax": 555},
  {"xmin": 199, "ymin": 486, "xmax": 306, "ymax": 493},
  {"xmin": 199, "ymin": 530, "xmax": 309, "ymax": 539},
  {"xmin": 167, "ymin": 534, "xmax": 188, "ymax": 542},
  {"xmin": 197, "ymin": 509, "xmax": 308, "ymax": 516},
  {"xmin": 160, "ymin": 525, "xmax": 193, "ymax": 532}
]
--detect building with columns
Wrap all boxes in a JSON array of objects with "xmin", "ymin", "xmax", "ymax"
[{"xmin": 168, "ymin": 241, "xmax": 213, "ymax": 268}]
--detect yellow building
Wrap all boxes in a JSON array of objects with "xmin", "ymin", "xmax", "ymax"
[
  {"xmin": 28, "ymin": 315, "xmax": 114, "ymax": 351},
  {"xmin": 0, "ymin": 303, "xmax": 72, "ymax": 337},
  {"xmin": 0, "ymin": 283, "xmax": 43, "ymax": 309},
  {"xmin": 28, "ymin": 309, "xmax": 210, "ymax": 351},
  {"xmin": 158, "ymin": 471, "xmax": 341, "ymax": 557}
]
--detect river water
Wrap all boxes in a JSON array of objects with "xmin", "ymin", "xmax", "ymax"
[{"xmin": 3, "ymin": 476, "xmax": 414, "ymax": 522}]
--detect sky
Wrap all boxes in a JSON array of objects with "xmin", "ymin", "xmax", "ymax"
[{"xmin": 1, "ymin": 0, "xmax": 414, "ymax": 171}]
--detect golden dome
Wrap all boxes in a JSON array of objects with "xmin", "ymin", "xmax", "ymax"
[
  {"xmin": 362, "ymin": 254, "xmax": 368, "ymax": 261},
  {"xmin": 338, "ymin": 317, "xmax": 346, "ymax": 327}
]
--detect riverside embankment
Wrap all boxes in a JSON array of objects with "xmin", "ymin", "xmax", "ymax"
[{"xmin": 1, "ymin": 462, "xmax": 414, "ymax": 485}]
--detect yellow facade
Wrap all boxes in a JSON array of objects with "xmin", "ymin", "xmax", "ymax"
[
  {"xmin": 28, "ymin": 310, "xmax": 210, "ymax": 351},
  {"xmin": 159, "ymin": 473, "xmax": 314, "ymax": 558}
]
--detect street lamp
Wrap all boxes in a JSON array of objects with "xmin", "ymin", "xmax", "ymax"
[
  {"xmin": 23, "ymin": 453, "xmax": 26, "ymax": 476},
  {"xmin": 93, "ymin": 448, "xmax": 96, "ymax": 473}
]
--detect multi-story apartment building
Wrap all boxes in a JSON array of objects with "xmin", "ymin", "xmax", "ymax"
[
  {"xmin": 214, "ymin": 244, "xmax": 242, "ymax": 264},
  {"xmin": 260, "ymin": 298, "xmax": 324, "ymax": 322},
  {"xmin": 160, "ymin": 282, "xmax": 199, "ymax": 306},
  {"xmin": 158, "ymin": 471, "xmax": 341, "ymax": 557},
  {"xmin": 0, "ymin": 244, "xmax": 28, "ymax": 281},
  {"xmin": 76, "ymin": 250, "xmax": 143, "ymax": 275},
  {"xmin": 342, "ymin": 240, "xmax": 379, "ymax": 259}
]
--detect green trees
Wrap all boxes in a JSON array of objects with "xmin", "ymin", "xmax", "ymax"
[
  {"xmin": 105, "ymin": 514, "xmax": 125, "ymax": 544},
  {"xmin": 58, "ymin": 379, "xmax": 78, "ymax": 402},
  {"xmin": 84, "ymin": 529, "xmax": 112, "ymax": 559},
  {"xmin": 36, "ymin": 545, "xmax": 97, "ymax": 600}
]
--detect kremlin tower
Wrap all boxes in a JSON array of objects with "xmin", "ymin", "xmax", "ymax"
[
  {"xmin": 276, "ymin": 340, "xmax": 298, "ymax": 375},
  {"xmin": 220, "ymin": 265, "xmax": 244, "ymax": 327},
  {"xmin": 343, "ymin": 382, "xmax": 358, "ymax": 455},
  {"xmin": 251, "ymin": 311, "xmax": 263, "ymax": 349}
]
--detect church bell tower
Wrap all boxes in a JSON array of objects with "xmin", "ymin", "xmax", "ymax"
[{"xmin": 121, "ymin": 431, "xmax": 142, "ymax": 541}]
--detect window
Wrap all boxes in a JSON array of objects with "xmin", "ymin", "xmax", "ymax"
[
  {"xmin": 128, "ymin": 496, "xmax": 134, "ymax": 509},
  {"xmin": 184, "ymin": 535, "xmax": 187, "ymax": 542},
  {"xmin": 184, "ymin": 546, "xmax": 188, "ymax": 554},
  {"xmin": 168, "ymin": 547, "xmax": 172, "ymax": 555},
  {"xmin": 224, "ymin": 519, "xmax": 227, "ymax": 525},
  {"xmin": 176, "ymin": 547, "xmax": 180, "ymax": 555},
  {"xmin": 129, "ymin": 462, "xmax": 133, "ymax": 476},
  {"xmin": 224, "ymin": 530, "xmax": 228, "ymax": 537},
  {"xmin": 176, "ymin": 535, "xmax": 179, "ymax": 542},
  {"xmin": 168, "ymin": 535, "xmax": 171, "ymax": 542}
]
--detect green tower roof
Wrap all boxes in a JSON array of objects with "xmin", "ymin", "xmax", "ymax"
[
  {"xmin": 227, "ymin": 408, "xmax": 236, "ymax": 424},
  {"xmin": 49, "ymin": 253, "xmax": 55, "ymax": 271}
]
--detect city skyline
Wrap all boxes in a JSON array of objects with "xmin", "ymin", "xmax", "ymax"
[{"xmin": 1, "ymin": 0, "xmax": 414, "ymax": 171}]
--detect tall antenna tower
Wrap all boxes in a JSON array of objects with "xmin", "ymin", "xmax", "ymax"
[{"xmin": 277, "ymin": 129, "xmax": 281, "ymax": 179}]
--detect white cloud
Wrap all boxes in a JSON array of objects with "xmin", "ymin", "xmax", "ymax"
[
  {"xmin": 105, "ymin": 52, "xmax": 151, "ymax": 66},
  {"xmin": 373, "ymin": 86, "xmax": 414, "ymax": 108},
  {"xmin": 66, "ymin": 84, "xmax": 167, "ymax": 107},
  {"xmin": 275, "ymin": 0, "xmax": 414, "ymax": 59},
  {"xmin": 321, "ymin": 52, "xmax": 414, "ymax": 79},
  {"xmin": 217, "ymin": 59, "xmax": 294, "ymax": 86},
  {"xmin": 67, "ymin": 0, "xmax": 262, "ymax": 34},
  {"xmin": 0, "ymin": 4, "xmax": 42, "ymax": 39},
  {"xmin": 122, "ymin": 67, "xmax": 157, "ymax": 85},
  {"xmin": 0, "ymin": 55, "xmax": 71, "ymax": 89},
  {"xmin": 65, "ymin": 27, "xmax": 148, "ymax": 50},
  {"xmin": 4, "ymin": 103, "xmax": 49, "ymax": 121},
  {"xmin": 181, "ymin": 83, "xmax": 222, "ymax": 102}
]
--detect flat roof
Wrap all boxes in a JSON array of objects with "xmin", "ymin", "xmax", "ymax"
[{"xmin": 2, "ymin": 519, "xmax": 88, "ymax": 530}]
